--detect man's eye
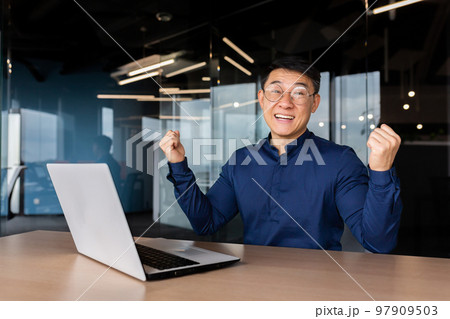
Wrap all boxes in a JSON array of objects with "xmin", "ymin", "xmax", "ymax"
[
  {"xmin": 293, "ymin": 91, "xmax": 306, "ymax": 97},
  {"xmin": 270, "ymin": 89, "xmax": 281, "ymax": 94}
]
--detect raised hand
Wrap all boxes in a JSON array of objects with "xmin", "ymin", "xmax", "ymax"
[
  {"xmin": 367, "ymin": 124, "xmax": 401, "ymax": 171},
  {"xmin": 159, "ymin": 130, "xmax": 185, "ymax": 163}
]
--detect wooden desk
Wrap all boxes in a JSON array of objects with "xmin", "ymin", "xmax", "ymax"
[{"xmin": 0, "ymin": 231, "xmax": 449, "ymax": 301}]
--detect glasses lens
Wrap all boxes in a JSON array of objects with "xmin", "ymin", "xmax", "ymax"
[
  {"xmin": 264, "ymin": 84, "xmax": 312, "ymax": 104},
  {"xmin": 264, "ymin": 84, "xmax": 283, "ymax": 102},
  {"xmin": 291, "ymin": 87, "xmax": 309, "ymax": 104}
]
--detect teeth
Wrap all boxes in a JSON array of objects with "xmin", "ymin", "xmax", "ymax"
[{"xmin": 275, "ymin": 114, "xmax": 294, "ymax": 120}]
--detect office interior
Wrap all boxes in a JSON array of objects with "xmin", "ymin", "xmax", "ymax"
[{"xmin": 0, "ymin": 0, "xmax": 448, "ymax": 258}]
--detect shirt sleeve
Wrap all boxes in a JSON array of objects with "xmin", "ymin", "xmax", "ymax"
[
  {"xmin": 166, "ymin": 157, "xmax": 239, "ymax": 235},
  {"xmin": 335, "ymin": 148, "xmax": 403, "ymax": 253}
]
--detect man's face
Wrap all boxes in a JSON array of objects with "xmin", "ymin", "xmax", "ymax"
[{"xmin": 258, "ymin": 68, "xmax": 320, "ymax": 141}]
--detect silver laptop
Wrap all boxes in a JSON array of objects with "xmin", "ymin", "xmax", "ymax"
[{"xmin": 47, "ymin": 163, "xmax": 239, "ymax": 281}]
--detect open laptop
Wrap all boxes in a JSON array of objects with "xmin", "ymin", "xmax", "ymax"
[{"xmin": 47, "ymin": 163, "xmax": 239, "ymax": 281}]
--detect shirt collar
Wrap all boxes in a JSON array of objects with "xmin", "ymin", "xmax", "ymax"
[{"xmin": 261, "ymin": 129, "xmax": 313, "ymax": 159}]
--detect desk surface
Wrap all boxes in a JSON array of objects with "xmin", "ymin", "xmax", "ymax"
[{"xmin": 0, "ymin": 231, "xmax": 449, "ymax": 301}]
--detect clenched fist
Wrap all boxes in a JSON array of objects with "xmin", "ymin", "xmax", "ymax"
[
  {"xmin": 159, "ymin": 130, "xmax": 186, "ymax": 163},
  {"xmin": 367, "ymin": 124, "xmax": 401, "ymax": 171}
]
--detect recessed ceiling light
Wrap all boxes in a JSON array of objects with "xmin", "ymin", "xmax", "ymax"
[{"xmin": 156, "ymin": 12, "xmax": 172, "ymax": 22}]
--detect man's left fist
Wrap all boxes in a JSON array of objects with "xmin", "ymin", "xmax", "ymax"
[{"xmin": 367, "ymin": 124, "xmax": 401, "ymax": 171}]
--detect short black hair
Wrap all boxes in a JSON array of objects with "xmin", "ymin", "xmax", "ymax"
[
  {"xmin": 93, "ymin": 135, "xmax": 112, "ymax": 153},
  {"xmin": 261, "ymin": 56, "xmax": 321, "ymax": 93}
]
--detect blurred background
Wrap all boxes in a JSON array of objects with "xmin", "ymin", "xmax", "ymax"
[{"xmin": 0, "ymin": 0, "xmax": 448, "ymax": 258}]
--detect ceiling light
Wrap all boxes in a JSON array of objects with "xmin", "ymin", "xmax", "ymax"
[
  {"xmin": 202, "ymin": 77, "xmax": 211, "ymax": 81},
  {"xmin": 222, "ymin": 37, "xmax": 255, "ymax": 64},
  {"xmin": 159, "ymin": 115, "xmax": 210, "ymax": 121},
  {"xmin": 97, "ymin": 94, "xmax": 155, "ymax": 99},
  {"xmin": 137, "ymin": 97, "xmax": 193, "ymax": 102},
  {"xmin": 224, "ymin": 56, "xmax": 252, "ymax": 76},
  {"xmin": 416, "ymin": 124, "xmax": 423, "ymax": 130},
  {"xmin": 96, "ymin": 94, "xmax": 192, "ymax": 102},
  {"xmin": 318, "ymin": 122, "xmax": 324, "ymax": 127},
  {"xmin": 341, "ymin": 124, "xmax": 347, "ymax": 130},
  {"xmin": 156, "ymin": 12, "xmax": 173, "ymax": 22},
  {"xmin": 128, "ymin": 59, "xmax": 175, "ymax": 76},
  {"xmin": 367, "ymin": 114, "xmax": 374, "ymax": 120},
  {"xmin": 118, "ymin": 71, "xmax": 159, "ymax": 85},
  {"xmin": 165, "ymin": 62, "xmax": 207, "ymax": 78},
  {"xmin": 159, "ymin": 88, "xmax": 210, "ymax": 95},
  {"xmin": 372, "ymin": 0, "xmax": 424, "ymax": 15},
  {"xmin": 370, "ymin": 124, "xmax": 376, "ymax": 130},
  {"xmin": 159, "ymin": 87, "xmax": 180, "ymax": 93},
  {"xmin": 358, "ymin": 116, "xmax": 364, "ymax": 121},
  {"xmin": 233, "ymin": 102, "xmax": 240, "ymax": 108},
  {"xmin": 403, "ymin": 104, "xmax": 410, "ymax": 110},
  {"xmin": 408, "ymin": 90, "xmax": 415, "ymax": 97}
]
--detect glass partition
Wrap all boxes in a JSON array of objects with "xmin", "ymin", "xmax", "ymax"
[
  {"xmin": 158, "ymin": 98, "xmax": 211, "ymax": 229},
  {"xmin": 0, "ymin": 0, "xmax": 448, "ymax": 258},
  {"xmin": 334, "ymin": 71, "xmax": 381, "ymax": 164}
]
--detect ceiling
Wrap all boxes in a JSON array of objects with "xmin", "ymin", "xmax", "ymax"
[{"xmin": 5, "ymin": 0, "xmax": 450, "ymax": 87}]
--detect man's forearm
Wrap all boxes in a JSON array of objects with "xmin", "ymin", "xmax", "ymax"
[
  {"xmin": 361, "ymin": 168, "xmax": 403, "ymax": 253},
  {"xmin": 166, "ymin": 158, "xmax": 238, "ymax": 235}
]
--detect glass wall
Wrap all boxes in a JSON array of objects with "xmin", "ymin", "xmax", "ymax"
[{"xmin": 1, "ymin": 0, "xmax": 448, "ymax": 258}]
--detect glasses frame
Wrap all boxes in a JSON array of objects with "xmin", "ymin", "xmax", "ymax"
[{"xmin": 262, "ymin": 83, "xmax": 317, "ymax": 105}]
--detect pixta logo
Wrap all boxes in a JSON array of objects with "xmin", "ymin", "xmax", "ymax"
[{"xmin": 126, "ymin": 129, "xmax": 167, "ymax": 176}]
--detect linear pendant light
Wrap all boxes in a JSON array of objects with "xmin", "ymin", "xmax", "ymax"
[
  {"xmin": 97, "ymin": 94, "xmax": 155, "ymax": 99},
  {"xmin": 222, "ymin": 37, "xmax": 254, "ymax": 64},
  {"xmin": 372, "ymin": 0, "xmax": 424, "ymax": 15},
  {"xmin": 224, "ymin": 56, "xmax": 252, "ymax": 76},
  {"xmin": 165, "ymin": 62, "xmax": 207, "ymax": 78},
  {"xmin": 128, "ymin": 59, "xmax": 175, "ymax": 76},
  {"xmin": 118, "ymin": 71, "xmax": 159, "ymax": 85},
  {"xmin": 97, "ymin": 94, "xmax": 192, "ymax": 102},
  {"xmin": 159, "ymin": 88, "xmax": 211, "ymax": 95}
]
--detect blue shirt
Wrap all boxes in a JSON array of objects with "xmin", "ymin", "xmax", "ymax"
[{"xmin": 167, "ymin": 129, "xmax": 402, "ymax": 253}]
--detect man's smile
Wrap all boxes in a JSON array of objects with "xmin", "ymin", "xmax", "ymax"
[{"xmin": 274, "ymin": 113, "xmax": 295, "ymax": 120}]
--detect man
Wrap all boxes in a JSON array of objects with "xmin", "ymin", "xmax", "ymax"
[
  {"xmin": 159, "ymin": 56, "xmax": 402, "ymax": 253},
  {"xmin": 93, "ymin": 135, "xmax": 122, "ymax": 191}
]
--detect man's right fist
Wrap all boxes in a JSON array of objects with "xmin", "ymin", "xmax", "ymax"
[{"xmin": 159, "ymin": 130, "xmax": 186, "ymax": 163}]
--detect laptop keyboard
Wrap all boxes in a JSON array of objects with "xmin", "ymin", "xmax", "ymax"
[{"xmin": 136, "ymin": 243, "xmax": 199, "ymax": 270}]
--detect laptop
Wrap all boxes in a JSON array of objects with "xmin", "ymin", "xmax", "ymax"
[{"xmin": 47, "ymin": 163, "xmax": 239, "ymax": 281}]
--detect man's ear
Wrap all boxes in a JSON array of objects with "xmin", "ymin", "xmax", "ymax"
[
  {"xmin": 311, "ymin": 94, "xmax": 321, "ymax": 113},
  {"xmin": 257, "ymin": 89, "xmax": 265, "ymax": 110}
]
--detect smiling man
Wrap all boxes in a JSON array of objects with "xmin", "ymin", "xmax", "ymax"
[{"xmin": 159, "ymin": 56, "xmax": 402, "ymax": 253}]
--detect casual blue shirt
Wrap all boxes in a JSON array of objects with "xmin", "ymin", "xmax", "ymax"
[{"xmin": 167, "ymin": 129, "xmax": 402, "ymax": 253}]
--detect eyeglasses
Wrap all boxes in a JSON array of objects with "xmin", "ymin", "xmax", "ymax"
[{"xmin": 263, "ymin": 83, "xmax": 316, "ymax": 105}]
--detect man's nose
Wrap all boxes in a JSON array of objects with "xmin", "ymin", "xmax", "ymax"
[{"xmin": 277, "ymin": 92, "xmax": 294, "ymax": 107}]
